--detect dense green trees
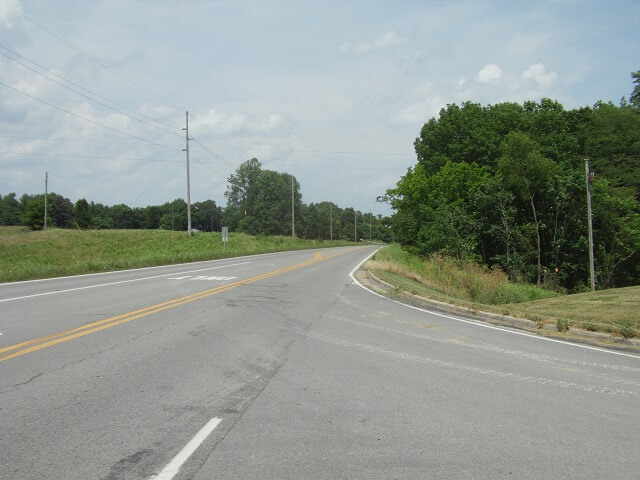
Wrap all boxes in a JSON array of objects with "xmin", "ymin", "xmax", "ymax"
[
  {"xmin": 385, "ymin": 96, "xmax": 640, "ymax": 291},
  {"xmin": 223, "ymin": 159, "xmax": 302, "ymax": 236},
  {"xmin": 73, "ymin": 199, "xmax": 91, "ymax": 229},
  {"xmin": 0, "ymin": 161, "xmax": 390, "ymax": 241}
]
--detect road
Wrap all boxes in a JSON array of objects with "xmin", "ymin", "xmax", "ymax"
[{"xmin": 1, "ymin": 246, "xmax": 639, "ymax": 480}]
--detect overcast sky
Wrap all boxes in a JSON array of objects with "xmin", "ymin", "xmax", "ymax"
[{"xmin": 1, "ymin": 0, "xmax": 638, "ymax": 216}]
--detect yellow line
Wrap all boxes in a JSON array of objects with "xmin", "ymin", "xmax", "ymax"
[{"xmin": 0, "ymin": 248, "xmax": 366, "ymax": 363}]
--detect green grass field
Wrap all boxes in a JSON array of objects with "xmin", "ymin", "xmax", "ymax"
[
  {"xmin": 0, "ymin": 226, "xmax": 355, "ymax": 283},
  {"xmin": 367, "ymin": 244, "xmax": 639, "ymax": 339}
]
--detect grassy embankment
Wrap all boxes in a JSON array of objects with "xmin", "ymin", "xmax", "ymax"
[
  {"xmin": 367, "ymin": 243, "xmax": 639, "ymax": 339},
  {"xmin": 0, "ymin": 226, "xmax": 355, "ymax": 283}
]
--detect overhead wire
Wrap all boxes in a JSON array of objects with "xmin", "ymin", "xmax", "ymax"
[
  {"xmin": 0, "ymin": 151, "xmax": 184, "ymax": 163},
  {"xmin": 0, "ymin": 43, "xmax": 182, "ymax": 134},
  {"xmin": 0, "ymin": 0, "xmax": 183, "ymax": 112},
  {"xmin": 0, "ymin": 80, "xmax": 180, "ymax": 150}
]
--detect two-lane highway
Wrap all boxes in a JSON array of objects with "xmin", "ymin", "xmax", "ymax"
[{"xmin": 1, "ymin": 246, "xmax": 639, "ymax": 479}]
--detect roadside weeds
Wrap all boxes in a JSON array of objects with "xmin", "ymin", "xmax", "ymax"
[{"xmin": 356, "ymin": 268, "xmax": 640, "ymax": 354}]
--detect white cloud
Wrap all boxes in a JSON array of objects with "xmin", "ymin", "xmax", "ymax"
[
  {"xmin": 0, "ymin": 0, "xmax": 21, "ymax": 28},
  {"xmin": 339, "ymin": 30, "xmax": 407, "ymax": 55},
  {"xmin": 477, "ymin": 64, "xmax": 503, "ymax": 84},
  {"xmin": 522, "ymin": 63, "xmax": 557, "ymax": 88},
  {"xmin": 390, "ymin": 96, "xmax": 444, "ymax": 126},
  {"xmin": 193, "ymin": 109, "xmax": 290, "ymax": 137}
]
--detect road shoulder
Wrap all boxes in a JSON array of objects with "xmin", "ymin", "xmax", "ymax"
[{"xmin": 355, "ymin": 267, "xmax": 640, "ymax": 354}]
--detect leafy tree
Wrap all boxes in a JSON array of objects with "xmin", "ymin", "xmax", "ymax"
[
  {"xmin": 73, "ymin": 199, "xmax": 91, "ymax": 229},
  {"xmin": 19, "ymin": 193, "xmax": 72, "ymax": 229},
  {"xmin": 591, "ymin": 178, "xmax": 640, "ymax": 288},
  {"xmin": 192, "ymin": 200, "xmax": 223, "ymax": 232},
  {"xmin": 585, "ymin": 102, "xmax": 640, "ymax": 201},
  {"xmin": 109, "ymin": 204, "xmax": 137, "ymax": 229},
  {"xmin": 224, "ymin": 158, "xmax": 262, "ymax": 230},
  {"xmin": 22, "ymin": 198, "xmax": 51, "ymax": 230},
  {"xmin": 498, "ymin": 132, "xmax": 558, "ymax": 286},
  {"xmin": 143, "ymin": 206, "xmax": 161, "ymax": 229},
  {"xmin": 238, "ymin": 171, "xmax": 301, "ymax": 236},
  {"xmin": 630, "ymin": 69, "xmax": 640, "ymax": 109},
  {"xmin": 386, "ymin": 93, "xmax": 640, "ymax": 290},
  {"xmin": 0, "ymin": 193, "xmax": 23, "ymax": 226},
  {"xmin": 159, "ymin": 199, "xmax": 187, "ymax": 231}
]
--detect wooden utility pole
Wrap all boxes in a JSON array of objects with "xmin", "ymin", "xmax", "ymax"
[
  {"xmin": 329, "ymin": 203, "xmax": 333, "ymax": 241},
  {"xmin": 183, "ymin": 111, "xmax": 192, "ymax": 236},
  {"xmin": 585, "ymin": 159, "xmax": 595, "ymax": 291},
  {"xmin": 291, "ymin": 175, "xmax": 295, "ymax": 237},
  {"xmin": 44, "ymin": 171, "xmax": 48, "ymax": 230}
]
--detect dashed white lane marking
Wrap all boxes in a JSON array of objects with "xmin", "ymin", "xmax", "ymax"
[
  {"xmin": 150, "ymin": 417, "xmax": 222, "ymax": 480},
  {"xmin": 0, "ymin": 262, "xmax": 249, "ymax": 303}
]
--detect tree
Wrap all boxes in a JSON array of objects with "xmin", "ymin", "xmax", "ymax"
[
  {"xmin": 0, "ymin": 193, "xmax": 23, "ymax": 226},
  {"xmin": 498, "ymin": 132, "xmax": 559, "ymax": 286},
  {"xmin": 109, "ymin": 204, "xmax": 137, "ymax": 229},
  {"xmin": 237, "ymin": 171, "xmax": 301, "ymax": 236},
  {"xmin": 224, "ymin": 158, "xmax": 263, "ymax": 230},
  {"xmin": 585, "ymin": 102, "xmax": 640, "ymax": 201},
  {"xmin": 143, "ymin": 206, "xmax": 161, "ymax": 229},
  {"xmin": 192, "ymin": 200, "xmax": 222, "ymax": 232},
  {"xmin": 73, "ymin": 199, "xmax": 91, "ymax": 229},
  {"xmin": 22, "ymin": 198, "xmax": 51, "ymax": 230},
  {"xmin": 591, "ymin": 177, "xmax": 640, "ymax": 288},
  {"xmin": 630, "ymin": 70, "xmax": 640, "ymax": 109},
  {"xmin": 159, "ymin": 199, "xmax": 187, "ymax": 231}
]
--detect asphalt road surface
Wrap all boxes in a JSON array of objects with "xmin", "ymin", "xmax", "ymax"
[{"xmin": 1, "ymin": 246, "xmax": 639, "ymax": 480}]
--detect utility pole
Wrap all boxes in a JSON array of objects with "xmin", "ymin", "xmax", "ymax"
[
  {"xmin": 44, "ymin": 171, "xmax": 48, "ymax": 230},
  {"xmin": 585, "ymin": 159, "xmax": 596, "ymax": 291},
  {"xmin": 354, "ymin": 210, "xmax": 357, "ymax": 242},
  {"xmin": 291, "ymin": 175, "xmax": 295, "ymax": 238},
  {"xmin": 369, "ymin": 213, "xmax": 372, "ymax": 242},
  {"xmin": 183, "ymin": 111, "xmax": 192, "ymax": 236},
  {"xmin": 330, "ymin": 204, "xmax": 334, "ymax": 241}
]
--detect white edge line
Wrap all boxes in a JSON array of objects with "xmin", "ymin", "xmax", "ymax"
[
  {"xmin": 349, "ymin": 248, "xmax": 640, "ymax": 360},
  {"xmin": 0, "ymin": 262, "xmax": 250, "ymax": 303},
  {"xmin": 150, "ymin": 417, "xmax": 222, "ymax": 480},
  {"xmin": 1, "ymin": 246, "xmax": 352, "ymax": 286}
]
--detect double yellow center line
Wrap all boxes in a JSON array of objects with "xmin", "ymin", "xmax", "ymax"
[{"xmin": 1, "ymin": 249, "xmax": 358, "ymax": 363}]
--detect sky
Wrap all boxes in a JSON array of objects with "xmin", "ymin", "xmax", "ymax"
[{"xmin": 1, "ymin": 0, "xmax": 639, "ymax": 216}]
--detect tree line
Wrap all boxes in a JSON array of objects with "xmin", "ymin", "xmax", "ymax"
[
  {"xmin": 0, "ymin": 159, "xmax": 392, "ymax": 242},
  {"xmin": 382, "ymin": 71, "xmax": 640, "ymax": 291}
]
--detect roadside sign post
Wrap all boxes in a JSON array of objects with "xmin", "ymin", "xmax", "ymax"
[{"xmin": 222, "ymin": 227, "xmax": 228, "ymax": 251}]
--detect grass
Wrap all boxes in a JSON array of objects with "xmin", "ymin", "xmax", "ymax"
[
  {"xmin": 0, "ymin": 226, "xmax": 356, "ymax": 283},
  {"xmin": 367, "ymin": 243, "xmax": 640, "ymax": 339}
]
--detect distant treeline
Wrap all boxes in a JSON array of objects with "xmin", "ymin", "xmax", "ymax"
[
  {"xmin": 0, "ymin": 158, "xmax": 392, "ymax": 242},
  {"xmin": 382, "ymin": 94, "xmax": 640, "ymax": 291}
]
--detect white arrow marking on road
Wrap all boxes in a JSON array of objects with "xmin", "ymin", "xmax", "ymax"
[{"xmin": 167, "ymin": 276, "xmax": 192, "ymax": 280}]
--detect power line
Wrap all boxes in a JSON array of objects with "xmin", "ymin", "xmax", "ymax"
[
  {"xmin": 0, "ymin": 151, "xmax": 182, "ymax": 163},
  {"xmin": 0, "ymin": 80, "xmax": 179, "ymax": 150},
  {"xmin": 0, "ymin": 44, "xmax": 182, "ymax": 134},
  {"xmin": 191, "ymin": 137, "xmax": 236, "ymax": 171},
  {"xmin": 0, "ymin": 0, "xmax": 183, "ymax": 112},
  {"xmin": 0, "ymin": 134, "xmax": 149, "ymax": 145},
  {"xmin": 189, "ymin": 153, "xmax": 228, "ymax": 179}
]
